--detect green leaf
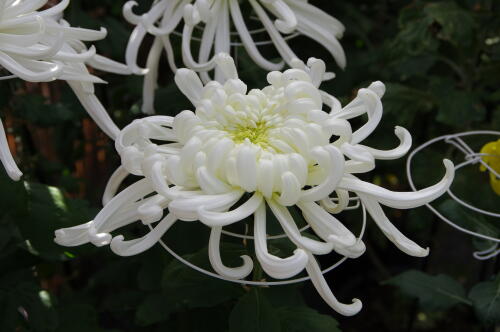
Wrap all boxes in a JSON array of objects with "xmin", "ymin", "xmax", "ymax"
[
  {"xmin": 135, "ymin": 293, "xmax": 171, "ymax": 326},
  {"xmin": 277, "ymin": 306, "xmax": 341, "ymax": 332},
  {"xmin": 383, "ymin": 83, "xmax": 434, "ymax": 126},
  {"xmin": 468, "ymin": 275, "xmax": 500, "ymax": 325},
  {"xmin": 137, "ymin": 248, "xmax": 169, "ymax": 291},
  {"xmin": 15, "ymin": 181, "xmax": 95, "ymax": 259},
  {"xmin": 430, "ymin": 78, "xmax": 485, "ymax": 127},
  {"xmin": 188, "ymin": 306, "xmax": 234, "ymax": 332},
  {"xmin": 161, "ymin": 245, "xmax": 245, "ymax": 310},
  {"xmin": 56, "ymin": 299, "xmax": 122, "ymax": 332},
  {"xmin": 439, "ymin": 200, "xmax": 499, "ymax": 251},
  {"xmin": 0, "ymin": 270, "xmax": 58, "ymax": 331},
  {"xmin": 229, "ymin": 289, "xmax": 281, "ymax": 332},
  {"xmin": 392, "ymin": 7, "xmax": 438, "ymax": 57},
  {"xmin": 101, "ymin": 290, "xmax": 143, "ymax": 313},
  {"xmin": 424, "ymin": 2, "xmax": 476, "ymax": 47},
  {"xmin": 260, "ymin": 285, "xmax": 306, "ymax": 308},
  {"xmin": 13, "ymin": 94, "xmax": 76, "ymax": 126},
  {"xmin": 0, "ymin": 171, "xmax": 28, "ymax": 216},
  {"xmin": 385, "ymin": 270, "xmax": 470, "ymax": 310},
  {"xmin": 388, "ymin": 55, "xmax": 437, "ymax": 80}
]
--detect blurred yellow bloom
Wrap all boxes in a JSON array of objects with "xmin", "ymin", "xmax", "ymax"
[{"xmin": 480, "ymin": 139, "xmax": 500, "ymax": 195}]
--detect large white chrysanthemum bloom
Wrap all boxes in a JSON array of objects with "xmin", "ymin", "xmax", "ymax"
[
  {"xmin": 0, "ymin": 0, "xmax": 131, "ymax": 180},
  {"xmin": 123, "ymin": 0, "xmax": 345, "ymax": 114},
  {"xmin": 54, "ymin": 54, "xmax": 454, "ymax": 316}
]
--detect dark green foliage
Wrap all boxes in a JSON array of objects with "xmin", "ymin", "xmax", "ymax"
[
  {"xmin": 387, "ymin": 270, "xmax": 500, "ymax": 327},
  {"xmin": 0, "ymin": 0, "xmax": 499, "ymax": 331},
  {"xmin": 385, "ymin": 270, "xmax": 470, "ymax": 310},
  {"xmin": 469, "ymin": 275, "xmax": 500, "ymax": 325},
  {"xmin": 276, "ymin": 306, "xmax": 341, "ymax": 332},
  {"xmin": 229, "ymin": 289, "xmax": 281, "ymax": 332}
]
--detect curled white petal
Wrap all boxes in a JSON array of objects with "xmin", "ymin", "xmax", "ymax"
[
  {"xmin": 301, "ymin": 145, "xmax": 345, "ymax": 202},
  {"xmin": 197, "ymin": 192, "xmax": 263, "ymax": 227},
  {"xmin": 268, "ymin": 199, "xmax": 334, "ymax": 255},
  {"xmin": 0, "ymin": 119, "xmax": 22, "ymax": 181},
  {"xmin": 305, "ymin": 252, "xmax": 363, "ymax": 316},
  {"xmin": 357, "ymin": 126, "xmax": 412, "ymax": 160},
  {"xmin": 340, "ymin": 160, "xmax": 455, "ymax": 209},
  {"xmin": 102, "ymin": 166, "xmax": 129, "ymax": 205},
  {"xmin": 228, "ymin": 0, "xmax": 284, "ymax": 71},
  {"xmin": 67, "ymin": 81, "xmax": 120, "ymax": 139},
  {"xmin": 175, "ymin": 68, "xmax": 204, "ymax": 106},
  {"xmin": 169, "ymin": 190, "xmax": 244, "ymax": 221},
  {"xmin": 208, "ymin": 226, "xmax": 253, "ymax": 279},
  {"xmin": 254, "ymin": 202, "xmax": 308, "ymax": 279},
  {"xmin": 359, "ymin": 194, "xmax": 429, "ymax": 257},
  {"xmin": 297, "ymin": 201, "xmax": 356, "ymax": 248},
  {"xmin": 110, "ymin": 214, "xmax": 177, "ymax": 256}
]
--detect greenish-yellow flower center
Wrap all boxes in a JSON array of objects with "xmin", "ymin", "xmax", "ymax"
[{"xmin": 230, "ymin": 122, "xmax": 270, "ymax": 148}]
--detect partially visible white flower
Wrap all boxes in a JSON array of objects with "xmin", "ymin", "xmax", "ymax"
[
  {"xmin": 0, "ymin": 0, "xmax": 132, "ymax": 180},
  {"xmin": 123, "ymin": 0, "xmax": 345, "ymax": 114},
  {"xmin": 54, "ymin": 54, "xmax": 454, "ymax": 316}
]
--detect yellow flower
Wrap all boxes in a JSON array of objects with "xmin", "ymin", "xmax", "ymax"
[{"xmin": 480, "ymin": 139, "xmax": 500, "ymax": 195}]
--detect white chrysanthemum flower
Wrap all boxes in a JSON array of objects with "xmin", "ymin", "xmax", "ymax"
[
  {"xmin": 54, "ymin": 54, "xmax": 454, "ymax": 316},
  {"xmin": 123, "ymin": 0, "xmax": 345, "ymax": 114},
  {"xmin": 0, "ymin": 0, "xmax": 131, "ymax": 180}
]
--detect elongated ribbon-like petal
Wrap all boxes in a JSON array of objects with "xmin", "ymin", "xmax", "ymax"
[
  {"xmin": 110, "ymin": 213, "xmax": 177, "ymax": 256},
  {"xmin": 297, "ymin": 201, "xmax": 356, "ymax": 247},
  {"xmin": 208, "ymin": 226, "xmax": 253, "ymax": 279},
  {"xmin": 67, "ymin": 81, "xmax": 120, "ymax": 139},
  {"xmin": 357, "ymin": 126, "xmax": 412, "ymax": 160},
  {"xmin": 268, "ymin": 199, "xmax": 334, "ymax": 255},
  {"xmin": 175, "ymin": 68, "xmax": 205, "ymax": 106},
  {"xmin": 197, "ymin": 192, "xmax": 263, "ymax": 227},
  {"xmin": 102, "ymin": 166, "xmax": 129, "ymax": 205},
  {"xmin": 305, "ymin": 252, "xmax": 363, "ymax": 316},
  {"xmin": 340, "ymin": 160, "xmax": 455, "ymax": 209},
  {"xmin": 359, "ymin": 194, "xmax": 429, "ymax": 257},
  {"xmin": 0, "ymin": 119, "xmax": 22, "ymax": 180},
  {"xmin": 142, "ymin": 38, "xmax": 163, "ymax": 114},
  {"xmin": 320, "ymin": 190, "xmax": 350, "ymax": 214},
  {"xmin": 301, "ymin": 145, "xmax": 345, "ymax": 202},
  {"xmin": 254, "ymin": 202, "xmax": 308, "ymax": 279},
  {"xmin": 249, "ymin": 0, "xmax": 299, "ymax": 65},
  {"xmin": 228, "ymin": 0, "xmax": 284, "ymax": 71},
  {"xmin": 169, "ymin": 190, "xmax": 244, "ymax": 221}
]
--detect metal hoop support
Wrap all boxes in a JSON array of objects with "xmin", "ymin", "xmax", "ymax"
[
  {"xmin": 0, "ymin": 74, "xmax": 16, "ymax": 81},
  {"xmin": 151, "ymin": 202, "xmax": 367, "ymax": 286},
  {"xmin": 171, "ymin": 14, "xmax": 301, "ymax": 47},
  {"xmin": 221, "ymin": 196, "xmax": 360, "ymax": 240},
  {"xmin": 406, "ymin": 130, "xmax": 500, "ymax": 260},
  {"xmin": 171, "ymin": 29, "xmax": 300, "ymax": 47}
]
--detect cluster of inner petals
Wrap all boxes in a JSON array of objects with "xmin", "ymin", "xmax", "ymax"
[{"xmin": 169, "ymin": 68, "xmax": 336, "ymax": 203}]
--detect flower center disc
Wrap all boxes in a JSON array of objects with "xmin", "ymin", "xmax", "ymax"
[{"xmin": 231, "ymin": 122, "xmax": 270, "ymax": 148}]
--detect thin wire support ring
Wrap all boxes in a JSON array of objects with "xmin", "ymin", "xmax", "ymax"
[
  {"xmin": 406, "ymin": 130, "xmax": 500, "ymax": 260},
  {"xmin": 151, "ymin": 203, "xmax": 367, "ymax": 286},
  {"xmin": 0, "ymin": 75, "xmax": 16, "ymax": 81},
  {"xmin": 221, "ymin": 196, "xmax": 360, "ymax": 240}
]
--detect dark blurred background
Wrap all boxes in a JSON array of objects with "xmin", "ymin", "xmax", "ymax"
[{"xmin": 0, "ymin": 0, "xmax": 499, "ymax": 331}]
